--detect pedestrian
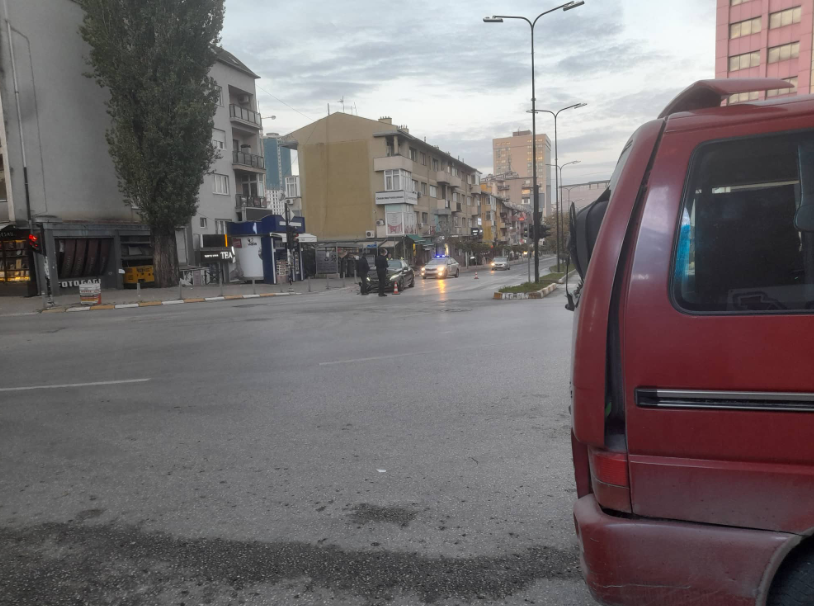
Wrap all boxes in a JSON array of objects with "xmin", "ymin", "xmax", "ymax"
[
  {"xmin": 357, "ymin": 253, "xmax": 370, "ymax": 295},
  {"xmin": 375, "ymin": 248, "xmax": 389, "ymax": 297}
]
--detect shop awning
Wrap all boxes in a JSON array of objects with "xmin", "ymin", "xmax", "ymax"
[{"xmin": 406, "ymin": 234, "xmax": 427, "ymax": 245}]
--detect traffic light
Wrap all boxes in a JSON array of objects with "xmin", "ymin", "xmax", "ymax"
[
  {"xmin": 292, "ymin": 230, "xmax": 300, "ymax": 247},
  {"xmin": 28, "ymin": 230, "xmax": 44, "ymax": 254},
  {"xmin": 523, "ymin": 226, "xmax": 529, "ymax": 238},
  {"xmin": 286, "ymin": 225, "xmax": 296, "ymax": 248},
  {"xmin": 536, "ymin": 224, "xmax": 552, "ymax": 240}
]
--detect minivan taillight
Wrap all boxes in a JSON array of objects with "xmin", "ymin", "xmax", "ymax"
[{"xmin": 588, "ymin": 448, "xmax": 632, "ymax": 513}]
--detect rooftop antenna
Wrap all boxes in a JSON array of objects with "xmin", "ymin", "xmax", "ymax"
[
  {"xmin": 353, "ymin": 102, "xmax": 358, "ymax": 116},
  {"xmin": 339, "ymin": 96, "xmax": 345, "ymax": 113}
]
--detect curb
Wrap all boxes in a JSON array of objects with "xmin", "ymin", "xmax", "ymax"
[
  {"xmin": 40, "ymin": 292, "xmax": 301, "ymax": 314},
  {"xmin": 493, "ymin": 283, "xmax": 558, "ymax": 300}
]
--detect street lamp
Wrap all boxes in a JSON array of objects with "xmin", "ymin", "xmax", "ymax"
[
  {"xmin": 484, "ymin": 0, "xmax": 585, "ymax": 282},
  {"xmin": 546, "ymin": 160, "xmax": 580, "ymax": 263},
  {"xmin": 533, "ymin": 103, "xmax": 587, "ymax": 271}
]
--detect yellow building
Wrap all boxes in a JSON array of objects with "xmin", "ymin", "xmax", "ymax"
[{"xmin": 282, "ymin": 113, "xmax": 483, "ymax": 262}]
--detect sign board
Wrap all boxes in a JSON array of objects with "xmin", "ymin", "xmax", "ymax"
[
  {"xmin": 79, "ymin": 281, "xmax": 101, "ymax": 305},
  {"xmin": 201, "ymin": 248, "xmax": 234, "ymax": 262},
  {"xmin": 316, "ymin": 249, "xmax": 338, "ymax": 274},
  {"xmin": 375, "ymin": 190, "xmax": 418, "ymax": 206}
]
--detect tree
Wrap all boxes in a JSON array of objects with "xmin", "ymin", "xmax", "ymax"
[
  {"xmin": 78, "ymin": 0, "xmax": 224, "ymax": 287},
  {"xmin": 542, "ymin": 211, "xmax": 571, "ymax": 260}
]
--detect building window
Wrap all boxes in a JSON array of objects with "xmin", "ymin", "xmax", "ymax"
[
  {"xmin": 422, "ymin": 182, "xmax": 428, "ymax": 195},
  {"xmin": 422, "ymin": 212, "xmax": 428, "ymax": 223},
  {"xmin": 412, "ymin": 179, "xmax": 419, "ymax": 192},
  {"xmin": 199, "ymin": 217, "xmax": 207, "ymax": 228},
  {"xmin": 730, "ymin": 17, "xmax": 761, "ymax": 39},
  {"xmin": 420, "ymin": 152, "xmax": 427, "ymax": 166},
  {"xmin": 768, "ymin": 42, "xmax": 800, "ymax": 63},
  {"xmin": 285, "ymin": 176, "xmax": 300, "ymax": 198},
  {"xmin": 410, "ymin": 147, "xmax": 417, "ymax": 162},
  {"xmin": 728, "ymin": 50, "xmax": 761, "ymax": 72},
  {"xmin": 728, "ymin": 91, "xmax": 761, "ymax": 104},
  {"xmin": 452, "ymin": 192, "xmax": 459, "ymax": 203},
  {"xmin": 384, "ymin": 169, "xmax": 411, "ymax": 191},
  {"xmin": 215, "ymin": 85, "xmax": 223, "ymax": 106},
  {"xmin": 429, "ymin": 185, "xmax": 438, "ymax": 198},
  {"xmin": 770, "ymin": 7, "xmax": 802, "ymax": 29},
  {"xmin": 212, "ymin": 174, "xmax": 229, "ymax": 195},
  {"xmin": 432, "ymin": 158, "xmax": 439, "ymax": 171},
  {"xmin": 212, "ymin": 128, "xmax": 226, "ymax": 150},
  {"xmin": 215, "ymin": 219, "xmax": 228, "ymax": 234},
  {"xmin": 767, "ymin": 77, "xmax": 799, "ymax": 97}
]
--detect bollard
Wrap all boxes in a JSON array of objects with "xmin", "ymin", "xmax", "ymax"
[
  {"xmin": 308, "ymin": 276, "xmax": 312, "ymax": 293},
  {"xmin": 342, "ymin": 273, "xmax": 346, "ymax": 288},
  {"xmin": 326, "ymin": 276, "xmax": 330, "ymax": 290},
  {"xmin": 179, "ymin": 278, "xmax": 182, "ymax": 301},
  {"xmin": 137, "ymin": 281, "xmax": 141, "ymax": 300},
  {"xmin": 218, "ymin": 266, "xmax": 223, "ymax": 297},
  {"xmin": 252, "ymin": 278, "xmax": 256, "ymax": 295}
]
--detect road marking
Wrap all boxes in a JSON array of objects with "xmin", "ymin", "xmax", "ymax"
[
  {"xmin": 66, "ymin": 306, "xmax": 89, "ymax": 312},
  {"xmin": 115, "ymin": 304, "xmax": 139, "ymax": 309},
  {"xmin": 0, "ymin": 378, "xmax": 151, "ymax": 393},
  {"xmin": 162, "ymin": 300, "xmax": 185, "ymax": 305}
]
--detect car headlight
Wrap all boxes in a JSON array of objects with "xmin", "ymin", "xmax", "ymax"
[
  {"xmin": 390, "ymin": 275, "xmax": 399, "ymax": 281},
  {"xmin": 491, "ymin": 262, "xmax": 495, "ymax": 266}
]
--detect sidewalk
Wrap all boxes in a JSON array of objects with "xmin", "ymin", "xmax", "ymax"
[{"xmin": 0, "ymin": 277, "xmax": 354, "ymax": 316}]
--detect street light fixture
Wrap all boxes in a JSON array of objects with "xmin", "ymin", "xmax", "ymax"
[
  {"xmin": 483, "ymin": 0, "xmax": 586, "ymax": 282},
  {"xmin": 546, "ymin": 160, "xmax": 580, "ymax": 260},
  {"xmin": 532, "ymin": 103, "xmax": 587, "ymax": 271}
]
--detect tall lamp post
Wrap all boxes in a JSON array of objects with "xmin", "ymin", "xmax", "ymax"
[
  {"xmin": 534, "ymin": 104, "xmax": 587, "ymax": 271},
  {"xmin": 546, "ymin": 160, "xmax": 580, "ymax": 265},
  {"xmin": 484, "ymin": 0, "xmax": 585, "ymax": 283}
]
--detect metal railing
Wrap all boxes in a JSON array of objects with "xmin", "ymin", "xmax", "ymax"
[
  {"xmin": 232, "ymin": 150, "xmax": 265, "ymax": 169},
  {"xmin": 235, "ymin": 194, "xmax": 265, "ymax": 209},
  {"xmin": 229, "ymin": 104, "xmax": 262, "ymax": 127}
]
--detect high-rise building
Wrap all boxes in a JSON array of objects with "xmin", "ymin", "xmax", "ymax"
[
  {"xmin": 716, "ymin": 0, "xmax": 814, "ymax": 103},
  {"xmin": 491, "ymin": 130, "xmax": 552, "ymax": 210},
  {"xmin": 263, "ymin": 133, "xmax": 292, "ymax": 191}
]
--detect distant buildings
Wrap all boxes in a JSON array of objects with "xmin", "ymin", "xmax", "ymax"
[
  {"xmin": 263, "ymin": 133, "xmax": 292, "ymax": 192},
  {"xmin": 717, "ymin": 0, "xmax": 813, "ymax": 102},
  {"xmin": 282, "ymin": 113, "xmax": 485, "ymax": 264},
  {"xmin": 491, "ymin": 130, "xmax": 553, "ymax": 210}
]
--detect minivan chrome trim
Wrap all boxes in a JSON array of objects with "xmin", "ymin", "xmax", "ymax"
[{"xmin": 636, "ymin": 388, "xmax": 814, "ymax": 412}]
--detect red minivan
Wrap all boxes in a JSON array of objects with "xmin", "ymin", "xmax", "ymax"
[{"xmin": 569, "ymin": 79, "xmax": 814, "ymax": 606}]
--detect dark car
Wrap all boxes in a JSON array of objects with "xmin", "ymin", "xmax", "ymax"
[
  {"xmin": 364, "ymin": 258, "xmax": 415, "ymax": 292},
  {"xmin": 421, "ymin": 256, "xmax": 459, "ymax": 279}
]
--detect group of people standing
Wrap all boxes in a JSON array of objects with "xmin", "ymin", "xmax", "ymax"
[{"xmin": 355, "ymin": 249, "xmax": 390, "ymax": 297}]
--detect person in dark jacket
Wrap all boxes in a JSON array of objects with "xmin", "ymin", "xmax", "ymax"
[
  {"xmin": 357, "ymin": 254, "xmax": 370, "ymax": 295},
  {"xmin": 374, "ymin": 249, "xmax": 389, "ymax": 297}
]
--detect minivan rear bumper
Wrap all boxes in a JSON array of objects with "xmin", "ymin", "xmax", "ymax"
[{"xmin": 574, "ymin": 495, "xmax": 795, "ymax": 606}]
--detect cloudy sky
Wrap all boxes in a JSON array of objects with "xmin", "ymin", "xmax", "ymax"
[{"xmin": 221, "ymin": 0, "xmax": 716, "ymax": 184}]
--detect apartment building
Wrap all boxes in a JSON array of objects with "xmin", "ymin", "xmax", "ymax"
[
  {"xmin": 716, "ymin": 0, "xmax": 814, "ymax": 103},
  {"xmin": 481, "ymin": 172, "xmax": 554, "ymax": 218},
  {"xmin": 180, "ymin": 49, "xmax": 265, "ymax": 266},
  {"xmin": 282, "ymin": 113, "xmax": 483, "ymax": 262},
  {"xmin": 492, "ymin": 130, "xmax": 553, "ymax": 208}
]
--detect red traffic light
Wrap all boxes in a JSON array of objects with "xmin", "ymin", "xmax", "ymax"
[{"xmin": 28, "ymin": 232, "xmax": 43, "ymax": 253}]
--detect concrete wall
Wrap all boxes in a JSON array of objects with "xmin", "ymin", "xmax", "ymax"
[{"xmin": 0, "ymin": 0, "xmax": 138, "ymax": 225}]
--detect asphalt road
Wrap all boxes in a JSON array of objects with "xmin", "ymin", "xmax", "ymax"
[{"xmin": 0, "ymin": 260, "xmax": 596, "ymax": 606}]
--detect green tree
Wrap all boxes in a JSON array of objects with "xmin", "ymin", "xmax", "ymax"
[
  {"xmin": 78, "ymin": 0, "xmax": 224, "ymax": 287},
  {"xmin": 542, "ymin": 211, "xmax": 571, "ymax": 260}
]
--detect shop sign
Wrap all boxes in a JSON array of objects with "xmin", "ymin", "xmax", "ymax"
[
  {"xmin": 201, "ymin": 249, "xmax": 234, "ymax": 262},
  {"xmin": 60, "ymin": 278, "xmax": 101, "ymax": 289}
]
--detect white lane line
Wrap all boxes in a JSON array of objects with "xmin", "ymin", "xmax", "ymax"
[
  {"xmin": 319, "ymin": 350, "xmax": 443, "ymax": 366},
  {"xmin": 0, "ymin": 378, "xmax": 152, "ymax": 393}
]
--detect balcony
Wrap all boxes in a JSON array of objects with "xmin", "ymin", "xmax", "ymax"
[
  {"xmin": 436, "ymin": 170, "xmax": 462, "ymax": 188},
  {"xmin": 229, "ymin": 104, "xmax": 262, "ymax": 129},
  {"xmin": 452, "ymin": 203, "xmax": 463, "ymax": 213},
  {"xmin": 233, "ymin": 150, "xmax": 266, "ymax": 173},
  {"xmin": 373, "ymin": 155, "xmax": 413, "ymax": 172},
  {"xmin": 235, "ymin": 194, "xmax": 266, "ymax": 209}
]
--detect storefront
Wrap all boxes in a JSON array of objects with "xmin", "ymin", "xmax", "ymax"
[{"xmin": 0, "ymin": 225, "xmax": 37, "ymax": 297}]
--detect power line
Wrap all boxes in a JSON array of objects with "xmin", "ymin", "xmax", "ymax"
[{"xmin": 255, "ymin": 84, "xmax": 313, "ymax": 122}]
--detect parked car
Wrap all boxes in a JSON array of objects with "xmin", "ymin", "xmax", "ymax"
[
  {"xmin": 568, "ymin": 79, "xmax": 814, "ymax": 606},
  {"xmin": 491, "ymin": 257, "xmax": 510, "ymax": 271},
  {"xmin": 421, "ymin": 256, "xmax": 459, "ymax": 279},
  {"xmin": 364, "ymin": 258, "xmax": 414, "ymax": 292}
]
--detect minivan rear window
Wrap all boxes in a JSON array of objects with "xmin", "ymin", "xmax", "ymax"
[{"xmin": 672, "ymin": 130, "xmax": 814, "ymax": 313}]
